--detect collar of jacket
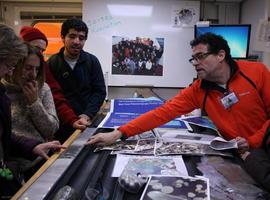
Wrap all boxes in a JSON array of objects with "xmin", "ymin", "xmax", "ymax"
[
  {"xmin": 200, "ymin": 59, "xmax": 239, "ymax": 93},
  {"xmin": 58, "ymin": 47, "xmax": 88, "ymax": 65}
]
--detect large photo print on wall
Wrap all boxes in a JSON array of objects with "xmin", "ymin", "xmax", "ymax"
[{"xmin": 112, "ymin": 36, "xmax": 164, "ymax": 76}]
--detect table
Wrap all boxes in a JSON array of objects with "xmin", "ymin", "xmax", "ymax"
[{"xmin": 12, "ymin": 122, "xmax": 269, "ymax": 200}]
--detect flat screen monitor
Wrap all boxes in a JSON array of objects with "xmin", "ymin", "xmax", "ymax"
[{"xmin": 195, "ymin": 24, "xmax": 251, "ymax": 59}]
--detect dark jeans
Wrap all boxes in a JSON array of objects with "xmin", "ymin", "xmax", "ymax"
[{"xmin": 244, "ymin": 148, "xmax": 270, "ymax": 192}]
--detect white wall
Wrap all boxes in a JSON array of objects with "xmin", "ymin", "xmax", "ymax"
[
  {"xmin": 241, "ymin": 0, "xmax": 266, "ymax": 62},
  {"xmin": 0, "ymin": 2, "xmax": 81, "ymax": 33},
  {"xmin": 200, "ymin": 1, "xmax": 218, "ymax": 22},
  {"xmin": 218, "ymin": 2, "xmax": 240, "ymax": 24},
  {"xmin": 108, "ymin": 87, "xmax": 180, "ymax": 99}
]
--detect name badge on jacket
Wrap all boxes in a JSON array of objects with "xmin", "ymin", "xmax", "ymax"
[{"xmin": 220, "ymin": 92, "xmax": 239, "ymax": 109}]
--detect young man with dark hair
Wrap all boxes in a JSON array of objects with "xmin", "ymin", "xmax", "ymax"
[
  {"xmin": 61, "ymin": 17, "xmax": 88, "ymax": 40},
  {"xmin": 47, "ymin": 18, "xmax": 106, "ymax": 127},
  {"xmin": 88, "ymin": 33, "xmax": 270, "ymax": 154}
]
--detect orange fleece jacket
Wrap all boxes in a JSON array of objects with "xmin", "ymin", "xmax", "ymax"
[{"xmin": 119, "ymin": 61, "xmax": 270, "ymax": 148}]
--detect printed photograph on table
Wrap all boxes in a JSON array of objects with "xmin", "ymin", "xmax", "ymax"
[
  {"xmin": 155, "ymin": 140, "xmax": 203, "ymax": 155},
  {"xmin": 112, "ymin": 36, "xmax": 164, "ymax": 76},
  {"xmin": 133, "ymin": 139, "xmax": 156, "ymax": 155},
  {"xmin": 140, "ymin": 175, "xmax": 210, "ymax": 200},
  {"xmin": 155, "ymin": 139, "xmax": 232, "ymax": 157},
  {"xmin": 129, "ymin": 130, "xmax": 156, "ymax": 140},
  {"xmin": 123, "ymin": 156, "xmax": 181, "ymax": 177},
  {"xmin": 94, "ymin": 140, "xmax": 138, "ymax": 152},
  {"xmin": 96, "ymin": 138, "xmax": 157, "ymax": 155},
  {"xmin": 111, "ymin": 154, "xmax": 188, "ymax": 177}
]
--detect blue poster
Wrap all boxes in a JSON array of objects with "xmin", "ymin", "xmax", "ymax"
[
  {"xmin": 102, "ymin": 112, "xmax": 187, "ymax": 129},
  {"xmin": 111, "ymin": 98, "xmax": 163, "ymax": 114}
]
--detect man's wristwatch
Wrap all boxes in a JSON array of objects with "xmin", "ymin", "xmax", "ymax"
[{"xmin": 120, "ymin": 133, "xmax": 127, "ymax": 141}]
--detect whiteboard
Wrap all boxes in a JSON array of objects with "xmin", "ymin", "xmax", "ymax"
[{"xmin": 83, "ymin": 0, "xmax": 199, "ymax": 88}]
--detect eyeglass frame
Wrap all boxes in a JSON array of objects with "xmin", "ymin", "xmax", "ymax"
[{"xmin": 188, "ymin": 52, "xmax": 214, "ymax": 64}]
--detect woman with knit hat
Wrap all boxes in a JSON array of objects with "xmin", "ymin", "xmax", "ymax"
[{"xmin": 20, "ymin": 26, "xmax": 48, "ymax": 52}]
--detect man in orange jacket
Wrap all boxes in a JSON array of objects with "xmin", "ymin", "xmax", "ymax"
[{"xmin": 87, "ymin": 33, "xmax": 270, "ymax": 155}]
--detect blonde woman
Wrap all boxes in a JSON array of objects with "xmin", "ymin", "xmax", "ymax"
[{"xmin": 2, "ymin": 43, "xmax": 59, "ymax": 142}]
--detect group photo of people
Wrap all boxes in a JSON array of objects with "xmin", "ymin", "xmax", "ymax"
[{"xmin": 112, "ymin": 36, "xmax": 164, "ymax": 76}]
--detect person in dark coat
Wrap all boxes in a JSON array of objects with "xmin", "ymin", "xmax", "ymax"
[{"xmin": 47, "ymin": 18, "xmax": 106, "ymax": 126}]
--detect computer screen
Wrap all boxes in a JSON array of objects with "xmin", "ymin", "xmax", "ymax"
[{"xmin": 195, "ymin": 24, "xmax": 251, "ymax": 59}]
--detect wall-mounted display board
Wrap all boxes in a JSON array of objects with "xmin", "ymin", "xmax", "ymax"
[{"xmin": 83, "ymin": 0, "xmax": 199, "ymax": 88}]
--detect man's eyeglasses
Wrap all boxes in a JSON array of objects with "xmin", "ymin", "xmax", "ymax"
[{"xmin": 188, "ymin": 52, "xmax": 213, "ymax": 64}]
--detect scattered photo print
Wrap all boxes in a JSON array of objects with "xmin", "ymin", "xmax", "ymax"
[
  {"xmin": 129, "ymin": 130, "xmax": 156, "ymax": 140},
  {"xmin": 140, "ymin": 176, "xmax": 210, "ymax": 200},
  {"xmin": 155, "ymin": 141, "xmax": 204, "ymax": 155},
  {"xmin": 133, "ymin": 139, "xmax": 156, "ymax": 155},
  {"xmin": 155, "ymin": 140, "xmax": 232, "ymax": 157},
  {"xmin": 94, "ymin": 140, "xmax": 138, "ymax": 152},
  {"xmin": 112, "ymin": 154, "xmax": 187, "ymax": 177},
  {"xmin": 123, "ymin": 156, "xmax": 182, "ymax": 177}
]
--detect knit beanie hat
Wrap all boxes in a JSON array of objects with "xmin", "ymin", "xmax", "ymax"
[{"xmin": 20, "ymin": 26, "xmax": 48, "ymax": 46}]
